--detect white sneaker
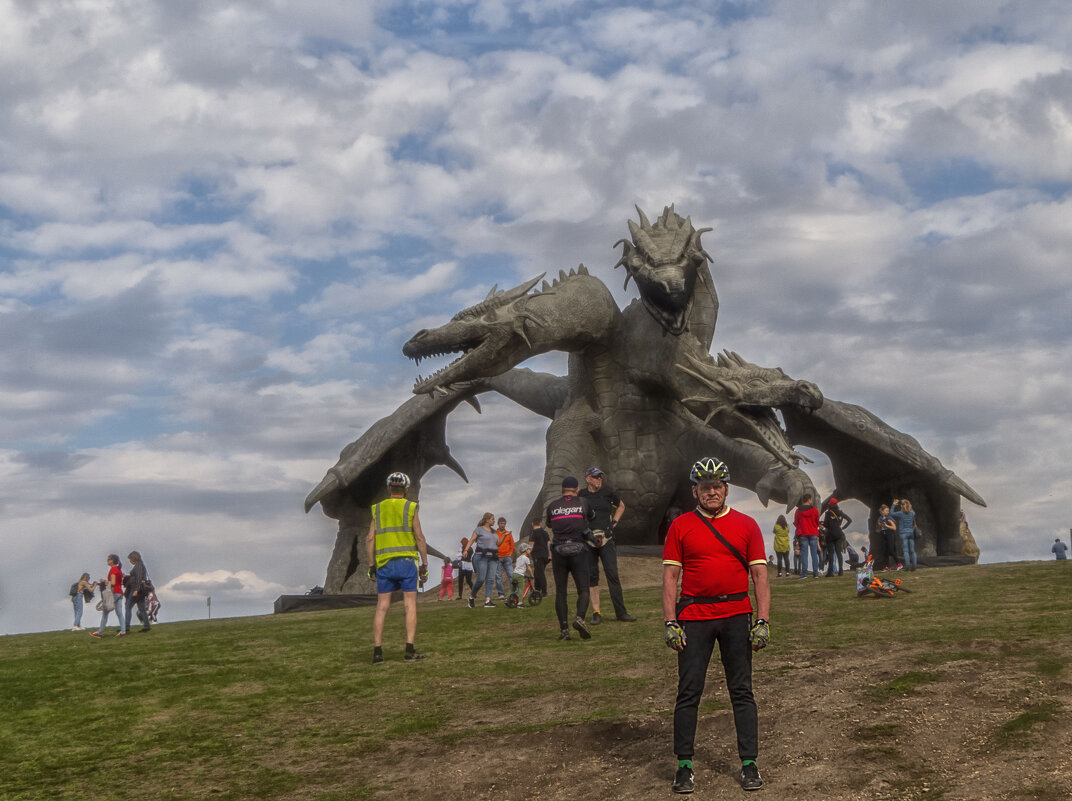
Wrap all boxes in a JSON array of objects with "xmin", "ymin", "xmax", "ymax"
[{"xmin": 71, "ymin": 626, "xmax": 83, "ymax": 631}]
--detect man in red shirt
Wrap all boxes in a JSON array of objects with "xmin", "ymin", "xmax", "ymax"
[{"xmin": 662, "ymin": 457, "xmax": 770, "ymax": 794}]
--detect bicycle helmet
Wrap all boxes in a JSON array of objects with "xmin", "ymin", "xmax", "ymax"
[
  {"xmin": 386, "ymin": 471, "xmax": 411, "ymax": 489},
  {"xmin": 689, "ymin": 457, "xmax": 730, "ymax": 485}
]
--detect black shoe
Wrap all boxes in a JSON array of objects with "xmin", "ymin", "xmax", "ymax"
[
  {"xmin": 740, "ymin": 763, "xmax": 763, "ymax": 790},
  {"xmin": 616, "ymin": 613, "xmax": 637, "ymax": 622},
  {"xmin": 138, "ymin": 626, "xmax": 151, "ymax": 632},
  {"xmin": 572, "ymin": 616, "xmax": 592, "ymax": 640},
  {"xmin": 558, "ymin": 629, "xmax": 572, "ymax": 641},
  {"xmin": 404, "ymin": 650, "xmax": 427, "ymax": 661},
  {"xmin": 590, "ymin": 612, "xmax": 602, "ymax": 625},
  {"xmin": 672, "ymin": 766, "xmax": 694, "ymax": 794},
  {"xmin": 372, "ymin": 652, "xmax": 384, "ymax": 665},
  {"xmin": 467, "ymin": 597, "xmax": 475, "ymax": 609}
]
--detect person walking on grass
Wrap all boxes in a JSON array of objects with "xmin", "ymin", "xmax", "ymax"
[
  {"xmin": 1052, "ymin": 538, "xmax": 1068, "ymax": 561},
  {"xmin": 578, "ymin": 466, "xmax": 636, "ymax": 624},
  {"xmin": 465, "ymin": 513, "xmax": 499, "ymax": 608},
  {"xmin": 90, "ymin": 554, "xmax": 126, "ymax": 638},
  {"xmin": 126, "ymin": 551, "xmax": 153, "ymax": 632},
  {"xmin": 494, "ymin": 517, "xmax": 514, "ymax": 600},
  {"xmin": 662, "ymin": 457, "xmax": 770, "ymax": 794},
  {"xmin": 70, "ymin": 573, "xmax": 94, "ymax": 630},
  {"xmin": 547, "ymin": 476, "xmax": 595, "ymax": 642},
  {"xmin": 366, "ymin": 472, "xmax": 430, "ymax": 664}
]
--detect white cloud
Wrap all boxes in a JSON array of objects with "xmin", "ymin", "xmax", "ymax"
[
  {"xmin": 161, "ymin": 569, "xmax": 297, "ymax": 602},
  {"xmin": 301, "ymin": 260, "xmax": 458, "ymax": 316}
]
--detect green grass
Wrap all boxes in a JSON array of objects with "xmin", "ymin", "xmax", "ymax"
[
  {"xmin": 999, "ymin": 700, "xmax": 1061, "ymax": 738},
  {"xmin": 869, "ymin": 670, "xmax": 942, "ymax": 700},
  {"xmin": 2, "ymin": 560, "xmax": 1070, "ymax": 800}
]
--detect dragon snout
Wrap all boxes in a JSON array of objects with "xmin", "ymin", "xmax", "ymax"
[
  {"xmin": 402, "ymin": 330, "xmax": 428, "ymax": 357},
  {"xmin": 798, "ymin": 381, "xmax": 823, "ymax": 408}
]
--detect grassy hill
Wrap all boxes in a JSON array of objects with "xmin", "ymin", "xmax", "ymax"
[{"xmin": 2, "ymin": 560, "xmax": 1070, "ymax": 800}]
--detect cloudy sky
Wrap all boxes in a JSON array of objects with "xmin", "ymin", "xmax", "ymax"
[{"xmin": 2, "ymin": 1, "xmax": 1070, "ymax": 635}]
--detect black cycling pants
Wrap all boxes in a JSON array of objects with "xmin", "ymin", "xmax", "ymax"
[
  {"xmin": 674, "ymin": 614, "xmax": 757, "ymax": 761},
  {"xmin": 551, "ymin": 549, "xmax": 590, "ymax": 629}
]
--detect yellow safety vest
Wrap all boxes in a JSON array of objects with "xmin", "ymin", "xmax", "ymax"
[{"xmin": 372, "ymin": 498, "xmax": 418, "ymax": 569}]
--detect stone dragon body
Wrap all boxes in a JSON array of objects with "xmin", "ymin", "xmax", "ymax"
[{"xmin": 306, "ymin": 206, "xmax": 984, "ymax": 592}]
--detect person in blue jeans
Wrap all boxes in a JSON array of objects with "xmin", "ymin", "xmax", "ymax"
[
  {"xmin": 465, "ymin": 513, "xmax": 500, "ymax": 608},
  {"xmin": 793, "ymin": 494, "xmax": 821, "ymax": 579},
  {"xmin": 71, "ymin": 572, "xmax": 93, "ymax": 630},
  {"xmin": 890, "ymin": 498, "xmax": 918, "ymax": 571},
  {"xmin": 90, "ymin": 554, "xmax": 126, "ymax": 638}
]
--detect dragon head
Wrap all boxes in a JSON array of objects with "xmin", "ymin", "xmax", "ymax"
[
  {"xmin": 403, "ymin": 266, "xmax": 616, "ymax": 395},
  {"xmin": 677, "ymin": 350, "xmax": 824, "ymax": 469},
  {"xmin": 614, "ymin": 204, "xmax": 712, "ymax": 335}
]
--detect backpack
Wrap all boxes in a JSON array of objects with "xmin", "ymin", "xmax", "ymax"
[{"xmin": 69, "ymin": 582, "xmax": 79, "ymax": 598}]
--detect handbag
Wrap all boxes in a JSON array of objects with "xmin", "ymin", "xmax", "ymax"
[{"xmin": 553, "ymin": 539, "xmax": 586, "ymax": 557}]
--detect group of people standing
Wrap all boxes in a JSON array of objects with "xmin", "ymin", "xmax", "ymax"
[
  {"xmin": 767, "ymin": 494, "xmax": 921, "ymax": 578},
  {"xmin": 456, "ymin": 466, "xmax": 637, "ymax": 634},
  {"xmin": 70, "ymin": 551, "xmax": 156, "ymax": 637}
]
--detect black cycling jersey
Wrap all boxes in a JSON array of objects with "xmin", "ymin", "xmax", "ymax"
[{"xmin": 545, "ymin": 495, "xmax": 594, "ymax": 543}]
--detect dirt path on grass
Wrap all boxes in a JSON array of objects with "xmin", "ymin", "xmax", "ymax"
[{"xmin": 365, "ymin": 559, "xmax": 1072, "ymax": 801}]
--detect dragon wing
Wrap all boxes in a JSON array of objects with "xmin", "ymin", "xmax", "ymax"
[{"xmin": 781, "ymin": 398, "xmax": 986, "ymax": 508}]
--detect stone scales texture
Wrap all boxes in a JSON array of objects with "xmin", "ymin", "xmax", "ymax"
[{"xmin": 306, "ymin": 206, "xmax": 986, "ymax": 593}]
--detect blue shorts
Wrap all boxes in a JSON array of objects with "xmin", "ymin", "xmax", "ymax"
[{"xmin": 376, "ymin": 558, "xmax": 419, "ymax": 594}]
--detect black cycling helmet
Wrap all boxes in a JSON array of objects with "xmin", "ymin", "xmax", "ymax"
[{"xmin": 690, "ymin": 457, "xmax": 730, "ymax": 485}]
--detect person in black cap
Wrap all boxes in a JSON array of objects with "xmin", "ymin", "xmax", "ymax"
[
  {"xmin": 578, "ymin": 466, "xmax": 636, "ymax": 623},
  {"xmin": 546, "ymin": 476, "xmax": 596, "ymax": 641}
]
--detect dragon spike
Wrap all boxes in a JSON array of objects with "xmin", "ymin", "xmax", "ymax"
[
  {"xmin": 558, "ymin": 269, "xmax": 568, "ymax": 281},
  {"xmin": 623, "ymin": 272, "xmax": 633, "ymax": 290},
  {"xmin": 464, "ymin": 396, "xmax": 482, "ymax": 414},
  {"xmin": 634, "ymin": 204, "xmax": 651, "ymax": 230},
  {"xmin": 485, "ymin": 284, "xmax": 498, "ymax": 300},
  {"xmin": 716, "ymin": 352, "xmax": 730, "ymax": 368},
  {"xmin": 442, "ymin": 452, "xmax": 469, "ymax": 483},
  {"xmin": 577, "ymin": 263, "xmax": 589, "ymax": 275},
  {"xmin": 541, "ymin": 279, "xmax": 552, "ymax": 292}
]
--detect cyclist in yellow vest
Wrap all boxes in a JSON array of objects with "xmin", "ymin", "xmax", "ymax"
[{"xmin": 365, "ymin": 471, "xmax": 430, "ymax": 664}]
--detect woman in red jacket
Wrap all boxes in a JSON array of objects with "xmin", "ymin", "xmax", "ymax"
[{"xmin": 793, "ymin": 494, "xmax": 821, "ymax": 579}]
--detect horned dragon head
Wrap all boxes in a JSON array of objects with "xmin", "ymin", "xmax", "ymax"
[
  {"xmin": 403, "ymin": 266, "xmax": 616, "ymax": 395},
  {"xmin": 677, "ymin": 350, "xmax": 824, "ymax": 470},
  {"xmin": 614, "ymin": 204, "xmax": 712, "ymax": 336}
]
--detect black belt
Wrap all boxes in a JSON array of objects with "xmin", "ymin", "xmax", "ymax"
[{"xmin": 675, "ymin": 592, "xmax": 748, "ymax": 617}]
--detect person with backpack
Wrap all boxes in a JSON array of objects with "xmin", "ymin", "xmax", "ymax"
[{"xmin": 70, "ymin": 573, "xmax": 94, "ymax": 631}]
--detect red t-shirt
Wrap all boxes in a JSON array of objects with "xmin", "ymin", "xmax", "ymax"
[
  {"xmin": 108, "ymin": 565, "xmax": 124, "ymax": 595},
  {"xmin": 793, "ymin": 505, "xmax": 820, "ymax": 537},
  {"xmin": 662, "ymin": 506, "xmax": 765, "ymax": 621}
]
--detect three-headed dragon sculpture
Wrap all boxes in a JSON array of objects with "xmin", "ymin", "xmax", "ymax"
[{"xmin": 306, "ymin": 206, "xmax": 985, "ymax": 592}]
